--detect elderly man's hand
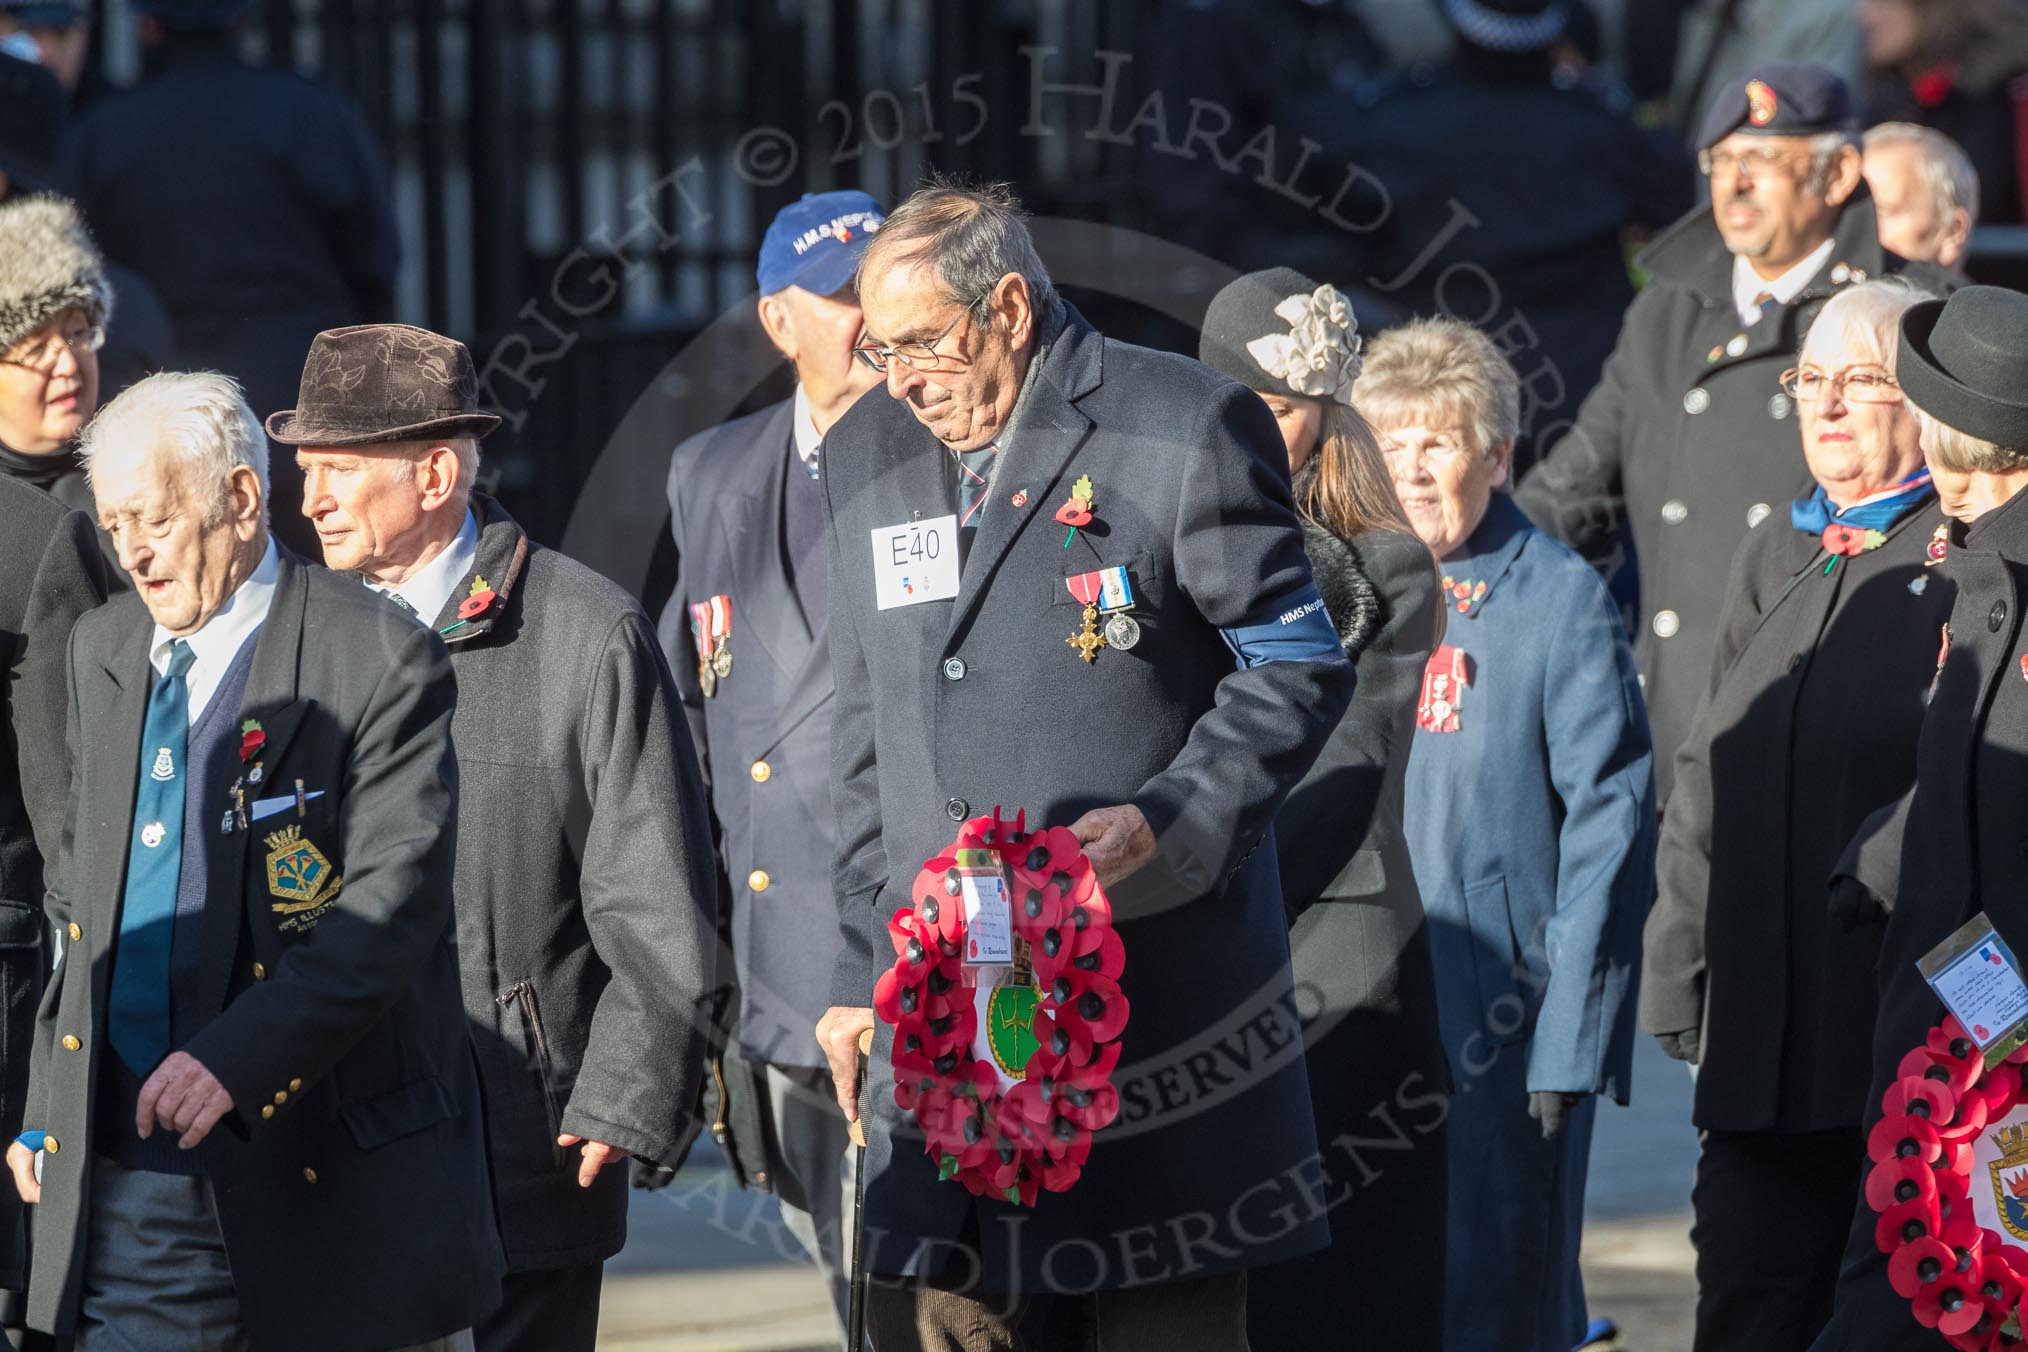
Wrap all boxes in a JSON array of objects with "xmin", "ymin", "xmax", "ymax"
[
  {"xmin": 136, "ymin": 1051, "xmax": 234, "ymax": 1149},
  {"xmin": 1068, "ymin": 804, "xmax": 1156, "ymax": 889},
  {"xmin": 557, "ymin": 1135, "xmax": 626, "ymax": 1188},
  {"xmin": 6, "ymin": 1142, "xmax": 38, "ymax": 1205},
  {"xmin": 818, "ymin": 1006, "xmax": 876, "ymax": 1129}
]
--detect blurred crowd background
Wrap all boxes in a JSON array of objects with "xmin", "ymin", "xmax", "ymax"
[{"xmin": 6, "ymin": 0, "xmax": 2028, "ymax": 608}]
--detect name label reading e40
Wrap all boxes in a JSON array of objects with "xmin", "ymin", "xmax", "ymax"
[{"xmin": 872, "ymin": 514, "xmax": 961, "ymax": 610}]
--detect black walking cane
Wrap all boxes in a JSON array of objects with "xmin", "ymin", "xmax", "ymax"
[{"xmin": 845, "ymin": 1026, "xmax": 874, "ymax": 1351}]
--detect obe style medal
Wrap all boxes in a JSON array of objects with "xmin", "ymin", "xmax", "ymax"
[
  {"xmin": 1065, "ymin": 566, "xmax": 1137, "ymax": 662},
  {"xmin": 1418, "ymin": 644, "xmax": 1472, "ymax": 734}
]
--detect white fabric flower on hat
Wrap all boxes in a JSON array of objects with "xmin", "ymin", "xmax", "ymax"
[{"xmin": 1244, "ymin": 285, "xmax": 1362, "ymax": 405}]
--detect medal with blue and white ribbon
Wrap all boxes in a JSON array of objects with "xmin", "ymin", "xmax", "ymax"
[
  {"xmin": 1067, "ymin": 566, "xmax": 1139, "ymax": 658},
  {"xmin": 1097, "ymin": 566, "xmax": 1140, "ymax": 650}
]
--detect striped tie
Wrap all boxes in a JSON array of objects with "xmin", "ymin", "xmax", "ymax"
[{"xmin": 957, "ymin": 443, "xmax": 998, "ymax": 537}]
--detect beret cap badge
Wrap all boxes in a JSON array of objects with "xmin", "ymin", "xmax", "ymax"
[{"xmin": 1746, "ymin": 79, "xmax": 1778, "ymax": 127}]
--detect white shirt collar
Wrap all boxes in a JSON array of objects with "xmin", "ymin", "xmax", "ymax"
[
  {"xmin": 1733, "ymin": 238, "xmax": 1837, "ymax": 326},
  {"xmin": 379, "ymin": 509, "xmax": 479, "ymax": 627},
  {"xmin": 149, "ymin": 538, "xmax": 280, "ymax": 724},
  {"xmin": 791, "ymin": 384, "xmax": 822, "ymax": 471}
]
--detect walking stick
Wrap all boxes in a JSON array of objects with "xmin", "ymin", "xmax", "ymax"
[{"xmin": 845, "ymin": 1026, "xmax": 873, "ymax": 1351}]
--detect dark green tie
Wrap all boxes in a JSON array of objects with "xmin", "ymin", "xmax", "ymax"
[{"xmin": 108, "ymin": 640, "xmax": 195, "ymax": 1072}]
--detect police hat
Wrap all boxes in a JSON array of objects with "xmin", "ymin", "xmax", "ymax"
[
  {"xmin": 128, "ymin": 0, "xmax": 257, "ymax": 31},
  {"xmin": 1440, "ymin": 0, "xmax": 1568, "ymax": 53},
  {"xmin": 0, "ymin": 49, "xmax": 64, "ymax": 195},
  {"xmin": 0, "ymin": 0, "xmax": 86, "ymax": 29},
  {"xmin": 1696, "ymin": 61, "xmax": 1857, "ymax": 151},
  {"xmin": 1898, "ymin": 287, "xmax": 2028, "ymax": 450}
]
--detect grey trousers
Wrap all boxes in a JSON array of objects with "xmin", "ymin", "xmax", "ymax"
[
  {"xmin": 76, "ymin": 1156, "xmax": 475, "ymax": 1352},
  {"xmin": 762, "ymin": 1063, "xmax": 856, "ymax": 1336}
]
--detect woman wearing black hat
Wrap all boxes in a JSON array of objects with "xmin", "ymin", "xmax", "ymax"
[
  {"xmin": 1808, "ymin": 284, "xmax": 2028, "ymax": 1351},
  {"xmin": 1199, "ymin": 268, "xmax": 1451, "ymax": 1350},
  {"xmin": 1640, "ymin": 278, "xmax": 1952, "ymax": 1352}
]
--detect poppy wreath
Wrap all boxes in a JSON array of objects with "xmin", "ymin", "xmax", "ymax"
[
  {"xmin": 1866, "ymin": 1014, "xmax": 2028, "ymax": 1349},
  {"xmin": 871, "ymin": 807, "xmax": 1128, "ymax": 1207}
]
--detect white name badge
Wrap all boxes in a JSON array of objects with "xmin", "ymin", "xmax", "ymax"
[
  {"xmin": 960, "ymin": 872, "xmax": 1014, "ymax": 966},
  {"xmin": 871, "ymin": 514, "xmax": 960, "ymax": 610},
  {"xmin": 1919, "ymin": 912, "xmax": 2028, "ymax": 1065}
]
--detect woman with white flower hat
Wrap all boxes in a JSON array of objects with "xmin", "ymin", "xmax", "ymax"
[
  {"xmin": 1363, "ymin": 316, "xmax": 1657, "ymax": 1351},
  {"xmin": 1200, "ymin": 268, "xmax": 1451, "ymax": 1350}
]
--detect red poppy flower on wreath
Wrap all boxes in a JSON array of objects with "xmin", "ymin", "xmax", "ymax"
[
  {"xmin": 1868, "ymin": 1013, "xmax": 2028, "ymax": 1350},
  {"xmin": 871, "ymin": 806, "xmax": 1129, "ymax": 1206}
]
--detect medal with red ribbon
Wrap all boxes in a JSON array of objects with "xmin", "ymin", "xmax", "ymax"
[
  {"xmin": 1418, "ymin": 644, "xmax": 1472, "ymax": 734},
  {"xmin": 1064, "ymin": 570, "xmax": 1107, "ymax": 664},
  {"xmin": 689, "ymin": 594, "xmax": 733, "ymax": 696}
]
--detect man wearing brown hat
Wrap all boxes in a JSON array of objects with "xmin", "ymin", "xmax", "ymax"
[
  {"xmin": 1809, "ymin": 285, "xmax": 2028, "ymax": 1352},
  {"xmin": 274, "ymin": 323, "xmax": 719, "ymax": 1352}
]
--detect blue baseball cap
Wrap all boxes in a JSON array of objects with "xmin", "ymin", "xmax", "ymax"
[{"xmin": 756, "ymin": 191, "xmax": 886, "ymax": 298}]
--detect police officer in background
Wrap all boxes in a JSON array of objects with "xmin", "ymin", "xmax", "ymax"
[
  {"xmin": 660, "ymin": 190, "xmax": 885, "ymax": 1330},
  {"xmin": 60, "ymin": 0, "xmax": 400, "ymax": 557},
  {"xmin": 1264, "ymin": 0, "xmax": 1693, "ymax": 473},
  {"xmin": 1517, "ymin": 61, "xmax": 1950, "ymax": 796},
  {"xmin": 0, "ymin": 50, "xmax": 176, "ymax": 402}
]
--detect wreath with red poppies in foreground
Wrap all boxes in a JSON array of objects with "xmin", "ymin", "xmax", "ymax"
[
  {"xmin": 1867, "ymin": 1015, "xmax": 2028, "ymax": 1348},
  {"xmin": 871, "ymin": 808, "xmax": 1128, "ymax": 1206}
]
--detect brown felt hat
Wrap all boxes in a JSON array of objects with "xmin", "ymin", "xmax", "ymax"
[{"xmin": 266, "ymin": 323, "xmax": 502, "ymax": 446}]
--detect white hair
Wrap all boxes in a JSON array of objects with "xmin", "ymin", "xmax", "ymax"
[
  {"xmin": 78, "ymin": 370, "xmax": 268, "ymax": 524},
  {"xmin": 1865, "ymin": 122, "xmax": 1982, "ymax": 230},
  {"xmin": 1799, "ymin": 276, "xmax": 1939, "ymax": 371},
  {"xmin": 1803, "ymin": 129, "xmax": 1864, "ymax": 194},
  {"xmin": 381, "ymin": 436, "xmax": 481, "ymax": 499}
]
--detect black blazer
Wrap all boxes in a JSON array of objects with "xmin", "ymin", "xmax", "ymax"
[
  {"xmin": 0, "ymin": 477, "xmax": 105, "ymax": 1291},
  {"xmin": 1643, "ymin": 502, "xmax": 1954, "ymax": 1134},
  {"xmin": 1516, "ymin": 191, "xmax": 1952, "ymax": 795},
  {"xmin": 24, "ymin": 553, "xmax": 503, "ymax": 1349}
]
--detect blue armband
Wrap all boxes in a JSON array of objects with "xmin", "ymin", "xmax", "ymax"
[
  {"xmin": 1219, "ymin": 583, "xmax": 1347, "ymax": 669},
  {"xmin": 14, "ymin": 1131, "xmax": 45, "ymax": 1152}
]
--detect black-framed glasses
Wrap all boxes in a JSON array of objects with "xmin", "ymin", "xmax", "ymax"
[
  {"xmin": 853, "ymin": 294, "xmax": 987, "ymax": 373},
  {"xmin": 0, "ymin": 321, "xmax": 104, "ymax": 375}
]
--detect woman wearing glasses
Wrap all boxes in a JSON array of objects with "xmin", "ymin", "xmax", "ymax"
[
  {"xmin": 0, "ymin": 196, "xmax": 109, "ymax": 521},
  {"xmin": 1641, "ymin": 278, "xmax": 1950, "ymax": 1352}
]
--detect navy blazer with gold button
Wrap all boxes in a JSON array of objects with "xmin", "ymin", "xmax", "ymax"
[{"xmin": 23, "ymin": 552, "xmax": 502, "ymax": 1350}]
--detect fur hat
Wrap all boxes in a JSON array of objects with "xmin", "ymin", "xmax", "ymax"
[{"xmin": 0, "ymin": 195, "xmax": 111, "ymax": 354}]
